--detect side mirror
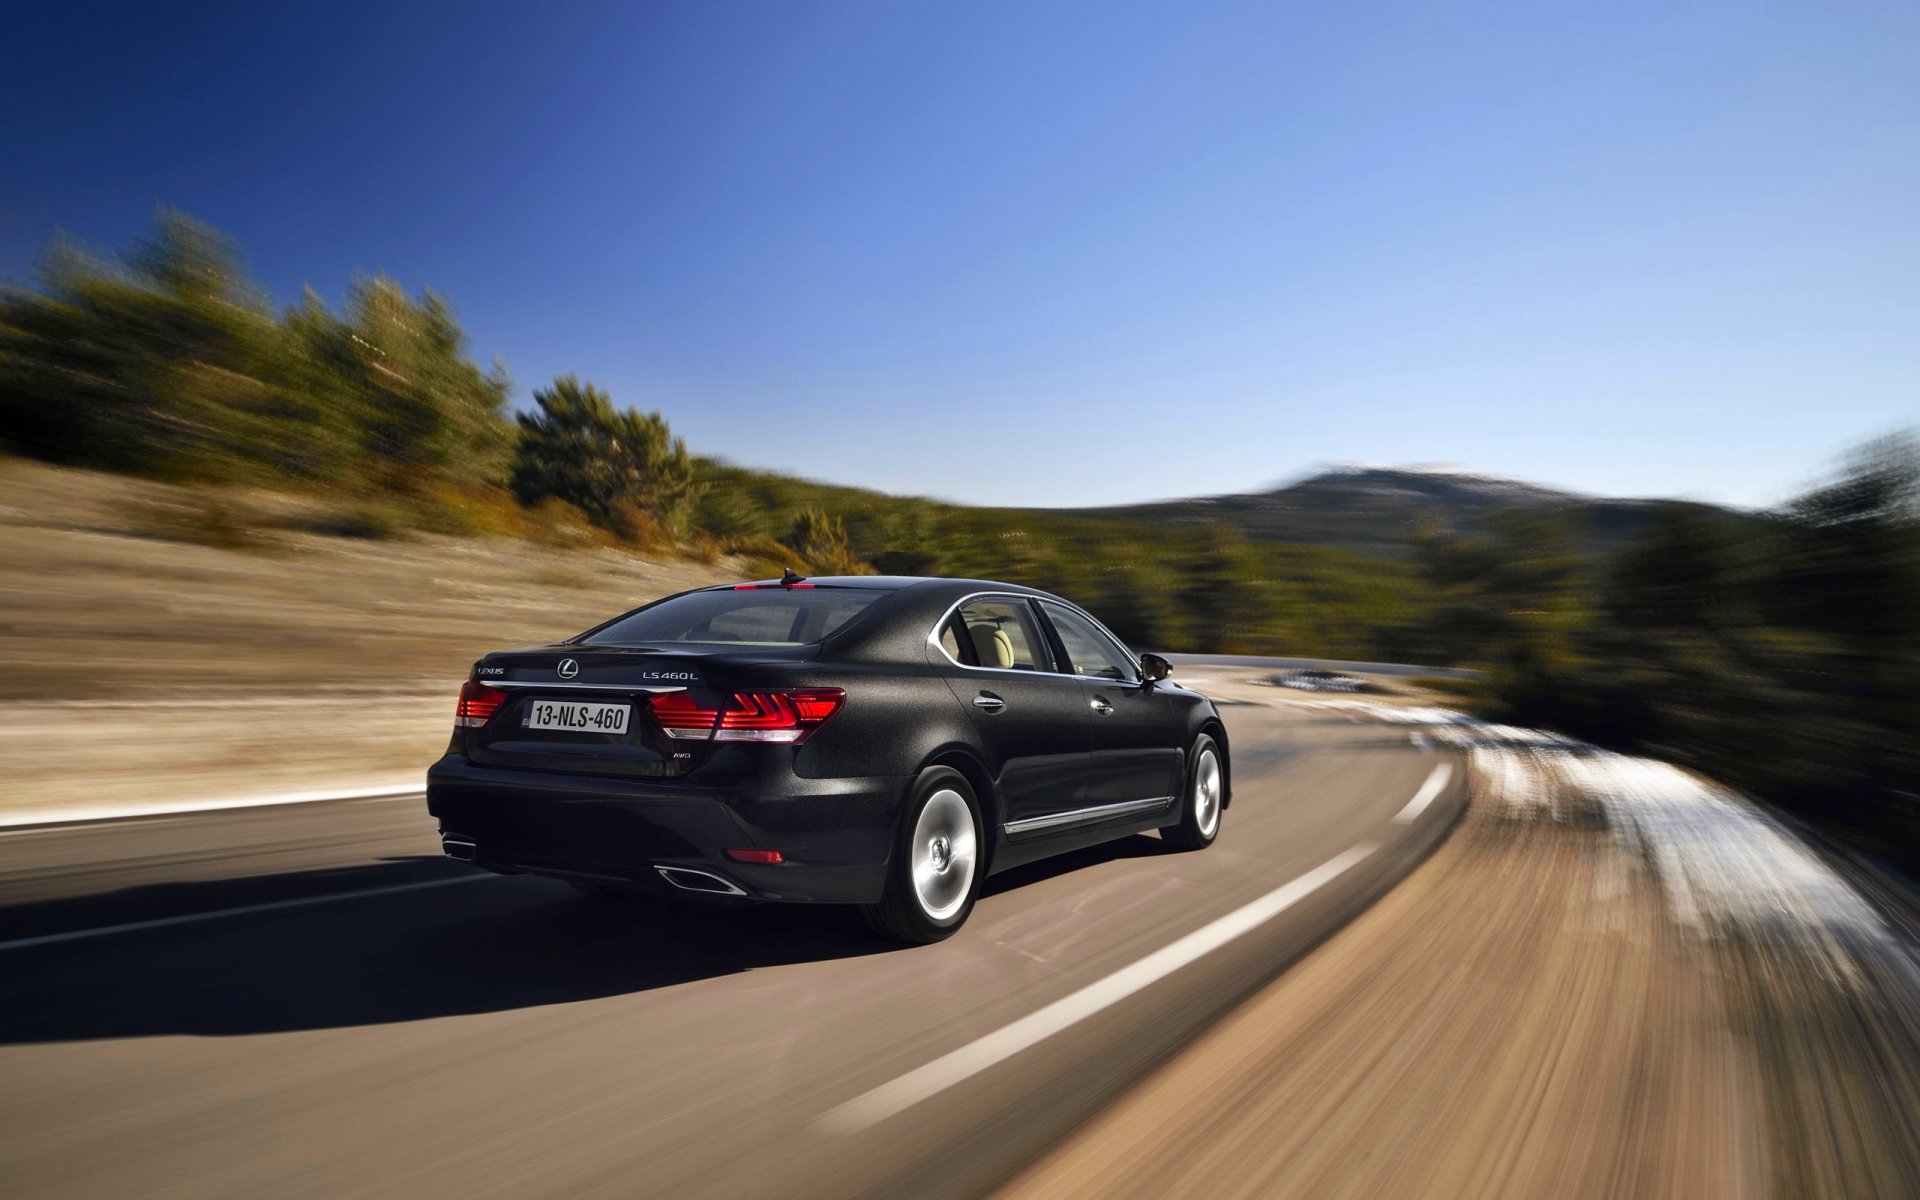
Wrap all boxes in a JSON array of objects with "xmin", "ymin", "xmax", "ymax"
[{"xmin": 1139, "ymin": 653, "xmax": 1171, "ymax": 684}]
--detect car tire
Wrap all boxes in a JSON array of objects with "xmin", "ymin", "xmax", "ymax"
[
  {"xmin": 1162, "ymin": 734, "xmax": 1224, "ymax": 851},
  {"xmin": 863, "ymin": 767, "xmax": 984, "ymax": 944}
]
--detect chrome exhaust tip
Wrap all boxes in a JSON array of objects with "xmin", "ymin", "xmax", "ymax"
[
  {"xmin": 655, "ymin": 866, "xmax": 748, "ymax": 896},
  {"xmin": 442, "ymin": 838, "xmax": 477, "ymax": 862}
]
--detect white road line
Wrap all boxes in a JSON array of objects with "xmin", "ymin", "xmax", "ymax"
[
  {"xmin": 0, "ymin": 784, "xmax": 426, "ymax": 831},
  {"xmin": 0, "ymin": 875, "xmax": 489, "ymax": 952},
  {"xmin": 816, "ymin": 841, "xmax": 1380, "ymax": 1135},
  {"xmin": 1410, "ymin": 731, "xmax": 1430, "ymax": 753},
  {"xmin": 1392, "ymin": 762, "xmax": 1453, "ymax": 824}
]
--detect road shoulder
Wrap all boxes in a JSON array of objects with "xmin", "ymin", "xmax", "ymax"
[{"xmin": 999, "ymin": 735, "xmax": 1920, "ymax": 1199}]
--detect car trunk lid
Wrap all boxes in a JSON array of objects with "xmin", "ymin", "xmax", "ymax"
[{"xmin": 458, "ymin": 645, "xmax": 822, "ymax": 778}]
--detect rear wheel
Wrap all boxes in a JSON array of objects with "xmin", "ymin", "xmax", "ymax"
[
  {"xmin": 864, "ymin": 768, "xmax": 983, "ymax": 944},
  {"xmin": 1163, "ymin": 735, "xmax": 1224, "ymax": 851}
]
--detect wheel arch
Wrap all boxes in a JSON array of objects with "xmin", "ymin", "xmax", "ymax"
[
  {"xmin": 917, "ymin": 746, "xmax": 999, "ymax": 869},
  {"xmin": 1199, "ymin": 716, "xmax": 1232, "ymax": 808}
]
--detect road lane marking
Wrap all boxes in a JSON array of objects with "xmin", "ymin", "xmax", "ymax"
[
  {"xmin": 0, "ymin": 875, "xmax": 489, "ymax": 951},
  {"xmin": 1392, "ymin": 762, "xmax": 1453, "ymax": 824},
  {"xmin": 816, "ymin": 841, "xmax": 1380, "ymax": 1135},
  {"xmin": 1410, "ymin": 732, "xmax": 1431, "ymax": 753},
  {"xmin": 0, "ymin": 785, "xmax": 426, "ymax": 831}
]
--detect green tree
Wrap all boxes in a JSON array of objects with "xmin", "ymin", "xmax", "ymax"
[
  {"xmin": 511, "ymin": 375, "xmax": 697, "ymax": 536},
  {"xmin": 0, "ymin": 208, "xmax": 511, "ymax": 491},
  {"xmin": 327, "ymin": 277, "xmax": 512, "ymax": 484},
  {"xmin": 0, "ymin": 210, "xmax": 284, "ymax": 477}
]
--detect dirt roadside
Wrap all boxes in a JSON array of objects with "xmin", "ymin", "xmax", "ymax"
[
  {"xmin": 0, "ymin": 459, "xmax": 732, "ymax": 817},
  {"xmin": 1000, "ymin": 735, "xmax": 1920, "ymax": 1199},
  {"xmin": 0, "ymin": 460, "xmax": 1452, "ymax": 821}
]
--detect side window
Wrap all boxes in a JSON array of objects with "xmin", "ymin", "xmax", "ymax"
[
  {"xmin": 949, "ymin": 599, "xmax": 1053, "ymax": 671},
  {"xmin": 938, "ymin": 618, "xmax": 966, "ymax": 664},
  {"xmin": 1041, "ymin": 602, "xmax": 1137, "ymax": 681}
]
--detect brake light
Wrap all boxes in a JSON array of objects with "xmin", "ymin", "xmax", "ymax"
[
  {"xmin": 732, "ymin": 582, "xmax": 815, "ymax": 589},
  {"xmin": 456, "ymin": 680, "xmax": 507, "ymax": 728},
  {"xmin": 648, "ymin": 689, "xmax": 846, "ymax": 744}
]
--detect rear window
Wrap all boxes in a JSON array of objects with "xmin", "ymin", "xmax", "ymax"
[{"xmin": 580, "ymin": 588, "xmax": 886, "ymax": 647}]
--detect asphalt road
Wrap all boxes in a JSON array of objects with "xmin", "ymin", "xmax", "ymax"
[
  {"xmin": 0, "ymin": 698, "xmax": 1462, "ymax": 1200},
  {"xmin": 1003, "ymin": 719, "xmax": 1920, "ymax": 1198}
]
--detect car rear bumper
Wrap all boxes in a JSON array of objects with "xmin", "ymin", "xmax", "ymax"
[{"xmin": 425, "ymin": 754, "xmax": 905, "ymax": 904}]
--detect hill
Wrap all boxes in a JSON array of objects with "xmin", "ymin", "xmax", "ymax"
[{"xmin": 1061, "ymin": 465, "xmax": 1741, "ymax": 557}]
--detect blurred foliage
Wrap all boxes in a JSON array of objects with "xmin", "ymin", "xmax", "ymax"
[
  {"xmin": 0, "ymin": 211, "xmax": 1437, "ymax": 663},
  {"xmin": 689, "ymin": 456, "xmax": 1428, "ymax": 656},
  {"xmin": 0, "ymin": 210, "xmax": 510, "ymax": 489},
  {"xmin": 783, "ymin": 507, "xmax": 861, "ymax": 576},
  {"xmin": 510, "ymin": 374, "xmax": 697, "ymax": 542},
  {"xmin": 5, "ymin": 210, "xmax": 1914, "ymax": 866},
  {"xmin": 1408, "ymin": 510, "xmax": 1595, "ymax": 731},
  {"xmin": 1435, "ymin": 435, "xmax": 1920, "ymax": 869}
]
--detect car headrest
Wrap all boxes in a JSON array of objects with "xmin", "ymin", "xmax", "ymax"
[{"xmin": 969, "ymin": 624, "xmax": 1014, "ymax": 669}]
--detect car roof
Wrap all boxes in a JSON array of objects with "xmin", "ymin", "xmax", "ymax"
[
  {"xmin": 709, "ymin": 575, "xmax": 1052, "ymax": 598},
  {"xmin": 688, "ymin": 575, "xmax": 1120, "ymax": 664}
]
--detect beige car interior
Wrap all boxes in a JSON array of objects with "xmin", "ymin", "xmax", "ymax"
[{"xmin": 969, "ymin": 623, "xmax": 1016, "ymax": 669}]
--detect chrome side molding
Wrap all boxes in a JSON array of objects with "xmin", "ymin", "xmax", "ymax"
[{"xmin": 1004, "ymin": 795, "xmax": 1175, "ymax": 836}]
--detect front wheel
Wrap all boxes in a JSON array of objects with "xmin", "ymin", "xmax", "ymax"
[
  {"xmin": 1163, "ymin": 735, "xmax": 1224, "ymax": 851},
  {"xmin": 863, "ymin": 768, "xmax": 984, "ymax": 944}
]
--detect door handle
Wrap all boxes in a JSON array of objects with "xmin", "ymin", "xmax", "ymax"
[
  {"xmin": 973, "ymin": 692, "xmax": 1005, "ymax": 712},
  {"xmin": 1090, "ymin": 696, "xmax": 1113, "ymax": 715}
]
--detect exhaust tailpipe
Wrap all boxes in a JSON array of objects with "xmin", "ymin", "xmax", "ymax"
[
  {"xmin": 442, "ymin": 838, "xmax": 477, "ymax": 862},
  {"xmin": 655, "ymin": 866, "xmax": 748, "ymax": 896}
]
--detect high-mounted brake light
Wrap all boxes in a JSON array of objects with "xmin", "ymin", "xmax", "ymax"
[
  {"xmin": 648, "ymin": 688, "xmax": 846, "ymax": 744},
  {"xmin": 456, "ymin": 680, "xmax": 507, "ymax": 728},
  {"xmin": 733, "ymin": 569, "xmax": 813, "ymax": 590}
]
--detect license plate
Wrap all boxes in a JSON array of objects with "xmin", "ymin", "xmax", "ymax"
[{"xmin": 522, "ymin": 699, "xmax": 631, "ymax": 735}]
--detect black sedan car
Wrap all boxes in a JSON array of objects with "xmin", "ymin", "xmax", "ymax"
[{"xmin": 427, "ymin": 575, "xmax": 1230, "ymax": 942}]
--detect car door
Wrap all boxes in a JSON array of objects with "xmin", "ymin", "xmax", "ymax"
[
  {"xmin": 1037, "ymin": 600, "xmax": 1181, "ymax": 813},
  {"xmin": 931, "ymin": 595, "xmax": 1092, "ymax": 833}
]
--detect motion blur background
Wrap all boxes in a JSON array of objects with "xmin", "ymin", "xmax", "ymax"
[
  {"xmin": 2, "ymin": 5, "xmax": 1918, "ymax": 1196},
  {"xmin": 3, "ymin": 0, "xmax": 1915, "ymax": 862}
]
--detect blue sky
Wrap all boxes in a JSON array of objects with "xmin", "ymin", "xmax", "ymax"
[{"xmin": 4, "ymin": 1, "xmax": 1916, "ymax": 508}]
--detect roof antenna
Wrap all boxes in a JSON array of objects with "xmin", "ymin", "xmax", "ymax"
[{"xmin": 780, "ymin": 567, "xmax": 807, "ymax": 589}]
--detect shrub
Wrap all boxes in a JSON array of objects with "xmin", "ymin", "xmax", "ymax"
[{"xmin": 511, "ymin": 375, "xmax": 697, "ymax": 538}]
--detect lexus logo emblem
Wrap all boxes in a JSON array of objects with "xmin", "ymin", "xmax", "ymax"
[{"xmin": 556, "ymin": 658, "xmax": 580, "ymax": 679}]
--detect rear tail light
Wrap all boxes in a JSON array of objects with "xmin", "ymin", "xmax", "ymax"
[
  {"xmin": 456, "ymin": 680, "xmax": 508, "ymax": 728},
  {"xmin": 648, "ymin": 689, "xmax": 846, "ymax": 744},
  {"xmin": 725, "ymin": 848, "xmax": 785, "ymax": 864}
]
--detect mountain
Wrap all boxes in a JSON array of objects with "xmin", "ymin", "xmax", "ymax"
[
  {"xmin": 696, "ymin": 453, "xmax": 1749, "ymax": 564},
  {"xmin": 1062, "ymin": 465, "xmax": 1736, "ymax": 558}
]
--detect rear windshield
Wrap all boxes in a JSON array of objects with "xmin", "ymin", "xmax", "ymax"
[{"xmin": 580, "ymin": 587, "xmax": 887, "ymax": 647}]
